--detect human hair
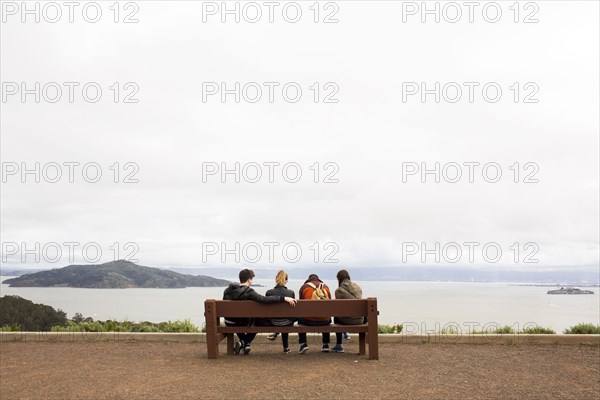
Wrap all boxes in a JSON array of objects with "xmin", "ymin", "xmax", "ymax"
[
  {"xmin": 336, "ymin": 269, "xmax": 351, "ymax": 286},
  {"xmin": 275, "ymin": 270, "xmax": 288, "ymax": 286},
  {"xmin": 239, "ymin": 269, "xmax": 255, "ymax": 284}
]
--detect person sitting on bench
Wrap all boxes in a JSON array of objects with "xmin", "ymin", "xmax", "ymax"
[
  {"xmin": 263, "ymin": 269, "xmax": 296, "ymax": 353},
  {"xmin": 332, "ymin": 269, "xmax": 365, "ymax": 353},
  {"xmin": 297, "ymin": 274, "xmax": 332, "ymax": 354},
  {"xmin": 223, "ymin": 268, "xmax": 296, "ymax": 355}
]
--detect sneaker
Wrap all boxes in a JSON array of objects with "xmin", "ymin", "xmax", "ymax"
[
  {"xmin": 299, "ymin": 343, "xmax": 309, "ymax": 354},
  {"xmin": 343, "ymin": 333, "xmax": 351, "ymax": 341},
  {"xmin": 267, "ymin": 333, "xmax": 278, "ymax": 341},
  {"xmin": 234, "ymin": 341, "xmax": 243, "ymax": 355},
  {"xmin": 332, "ymin": 344, "xmax": 345, "ymax": 353},
  {"xmin": 243, "ymin": 345, "xmax": 251, "ymax": 355},
  {"xmin": 283, "ymin": 347, "xmax": 291, "ymax": 354},
  {"xmin": 321, "ymin": 344, "xmax": 330, "ymax": 352}
]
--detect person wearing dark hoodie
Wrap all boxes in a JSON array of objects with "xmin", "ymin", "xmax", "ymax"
[
  {"xmin": 223, "ymin": 268, "xmax": 296, "ymax": 355},
  {"xmin": 331, "ymin": 269, "xmax": 365, "ymax": 353},
  {"xmin": 297, "ymin": 273, "xmax": 332, "ymax": 354}
]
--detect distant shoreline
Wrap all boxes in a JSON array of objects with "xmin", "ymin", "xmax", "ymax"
[{"xmin": 1, "ymin": 276, "xmax": 598, "ymax": 287}]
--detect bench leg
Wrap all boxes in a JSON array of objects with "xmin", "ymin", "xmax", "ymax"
[
  {"xmin": 367, "ymin": 332, "xmax": 379, "ymax": 360},
  {"xmin": 359, "ymin": 332, "xmax": 366, "ymax": 355},
  {"xmin": 367, "ymin": 298, "xmax": 379, "ymax": 360},
  {"xmin": 204, "ymin": 300, "xmax": 220, "ymax": 359},
  {"xmin": 207, "ymin": 332, "xmax": 219, "ymax": 359},
  {"xmin": 227, "ymin": 334, "xmax": 235, "ymax": 355}
]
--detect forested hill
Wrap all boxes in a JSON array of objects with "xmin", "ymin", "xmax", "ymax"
[{"xmin": 3, "ymin": 260, "xmax": 232, "ymax": 288}]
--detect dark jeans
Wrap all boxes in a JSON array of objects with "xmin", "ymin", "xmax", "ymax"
[
  {"xmin": 224, "ymin": 320, "xmax": 256, "ymax": 346},
  {"xmin": 297, "ymin": 318, "xmax": 331, "ymax": 345},
  {"xmin": 280, "ymin": 333, "xmax": 290, "ymax": 349}
]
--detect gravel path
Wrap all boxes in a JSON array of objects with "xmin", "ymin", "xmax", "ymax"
[{"xmin": 1, "ymin": 340, "xmax": 598, "ymax": 399}]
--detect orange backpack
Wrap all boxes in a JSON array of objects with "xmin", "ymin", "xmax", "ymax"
[{"xmin": 306, "ymin": 282, "xmax": 328, "ymax": 300}]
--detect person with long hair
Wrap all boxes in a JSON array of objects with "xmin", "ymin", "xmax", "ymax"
[{"xmin": 264, "ymin": 269, "xmax": 296, "ymax": 353}]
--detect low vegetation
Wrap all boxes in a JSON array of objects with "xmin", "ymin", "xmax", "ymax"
[
  {"xmin": 439, "ymin": 325, "xmax": 557, "ymax": 334},
  {"xmin": 465, "ymin": 325, "xmax": 560, "ymax": 334},
  {"xmin": 0, "ymin": 295, "xmax": 67, "ymax": 331},
  {"xmin": 470, "ymin": 325, "xmax": 516, "ymax": 334},
  {"xmin": 378, "ymin": 324, "xmax": 404, "ymax": 333},
  {"xmin": 520, "ymin": 326, "xmax": 556, "ymax": 334},
  {"xmin": 50, "ymin": 318, "xmax": 200, "ymax": 333},
  {"xmin": 563, "ymin": 323, "xmax": 600, "ymax": 334},
  {"xmin": 0, "ymin": 295, "xmax": 199, "ymax": 333},
  {"xmin": 2, "ymin": 295, "xmax": 597, "ymax": 335}
]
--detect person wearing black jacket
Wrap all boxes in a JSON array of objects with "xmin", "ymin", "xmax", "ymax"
[
  {"xmin": 223, "ymin": 268, "xmax": 296, "ymax": 355},
  {"xmin": 264, "ymin": 270, "xmax": 295, "ymax": 353}
]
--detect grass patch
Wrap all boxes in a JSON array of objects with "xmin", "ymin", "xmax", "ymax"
[
  {"xmin": 563, "ymin": 323, "xmax": 600, "ymax": 334},
  {"xmin": 378, "ymin": 323, "xmax": 403, "ymax": 334},
  {"xmin": 520, "ymin": 326, "xmax": 556, "ymax": 334},
  {"xmin": 470, "ymin": 325, "xmax": 516, "ymax": 334},
  {"xmin": 0, "ymin": 324, "xmax": 22, "ymax": 332},
  {"xmin": 440, "ymin": 326, "xmax": 460, "ymax": 334},
  {"xmin": 49, "ymin": 318, "xmax": 200, "ymax": 333}
]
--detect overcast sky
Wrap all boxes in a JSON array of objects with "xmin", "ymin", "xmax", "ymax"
[{"xmin": 1, "ymin": 1, "xmax": 598, "ymax": 271}]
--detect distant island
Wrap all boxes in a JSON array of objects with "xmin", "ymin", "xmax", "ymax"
[
  {"xmin": 547, "ymin": 287, "xmax": 595, "ymax": 295},
  {"xmin": 3, "ymin": 260, "xmax": 232, "ymax": 288}
]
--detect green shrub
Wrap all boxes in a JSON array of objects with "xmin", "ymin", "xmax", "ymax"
[
  {"xmin": 495, "ymin": 325, "xmax": 515, "ymax": 334},
  {"xmin": 563, "ymin": 323, "xmax": 600, "ymax": 334},
  {"xmin": 0, "ymin": 324, "xmax": 22, "ymax": 332},
  {"xmin": 50, "ymin": 318, "xmax": 200, "ymax": 333},
  {"xmin": 471, "ymin": 325, "xmax": 516, "ymax": 334},
  {"xmin": 440, "ymin": 326, "xmax": 460, "ymax": 334},
  {"xmin": 156, "ymin": 319, "xmax": 200, "ymax": 333},
  {"xmin": 0, "ymin": 295, "xmax": 67, "ymax": 331},
  {"xmin": 378, "ymin": 324, "xmax": 403, "ymax": 334},
  {"xmin": 520, "ymin": 326, "xmax": 556, "ymax": 334},
  {"xmin": 0, "ymin": 296, "xmax": 200, "ymax": 333}
]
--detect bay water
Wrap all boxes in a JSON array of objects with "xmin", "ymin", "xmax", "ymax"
[{"xmin": 1, "ymin": 277, "xmax": 598, "ymax": 333}]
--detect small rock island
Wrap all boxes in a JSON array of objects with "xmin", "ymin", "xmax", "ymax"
[{"xmin": 547, "ymin": 287, "xmax": 595, "ymax": 295}]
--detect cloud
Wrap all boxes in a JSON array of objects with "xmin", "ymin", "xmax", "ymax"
[{"xmin": 1, "ymin": 1, "xmax": 598, "ymax": 271}]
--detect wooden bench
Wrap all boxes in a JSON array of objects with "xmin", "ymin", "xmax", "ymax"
[{"xmin": 204, "ymin": 297, "xmax": 379, "ymax": 360}]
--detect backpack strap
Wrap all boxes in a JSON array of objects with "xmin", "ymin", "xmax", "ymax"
[{"xmin": 306, "ymin": 282, "xmax": 317, "ymax": 289}]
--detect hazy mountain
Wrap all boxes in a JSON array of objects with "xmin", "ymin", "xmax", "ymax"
[
  {"xmin": 3, "ymin": 260, "xmax": 232, "ymax": 288},
  {"xmin": 161, "ymin": 266, "xmax": 600, "ymax": 284},
  {"xmin": 3, "ymin": 263, "xmax": 597, "ymax": 285},
  {"xmin": 0, "ymin": 269, "xmax": 46, "ymax": 277}
]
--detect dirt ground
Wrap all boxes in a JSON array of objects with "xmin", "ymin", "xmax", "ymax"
[{"xmin": 1, "ymin": 339, "xmax": 598, "ymax": 400}]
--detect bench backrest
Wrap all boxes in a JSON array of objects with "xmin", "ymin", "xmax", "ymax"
[{"xmin": 205, "ymin": 298, "xmax": 377, "ymax": 319}]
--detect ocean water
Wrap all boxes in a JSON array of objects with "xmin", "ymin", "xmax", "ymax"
[{"xmin": 1, "ymin": 277, "xmax": 598, "ymax": 333}]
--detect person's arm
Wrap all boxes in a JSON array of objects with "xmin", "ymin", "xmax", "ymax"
[
  {"xmin": 247, "ymin": 288, "xmax": 296, "ymax": 306},
  {"xmin": 356, "ymin": 286, "xmax": 363, "ymax": 299},
  {"xmin": 284, "ymin": 296, "xmax": 296, "ymax": 306}
]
